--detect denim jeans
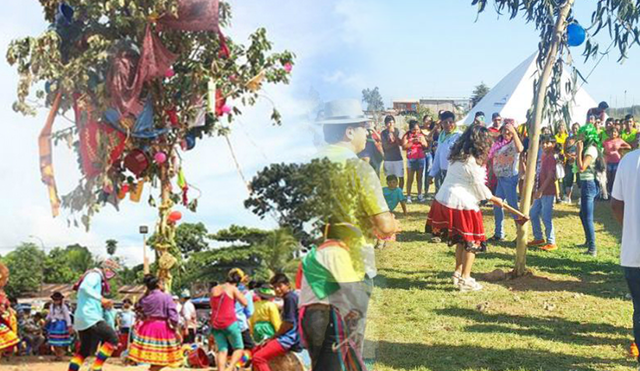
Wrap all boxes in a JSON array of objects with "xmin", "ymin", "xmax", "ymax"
[
  {"xmin": 530, "ymin": 195, "xmax": 555, "ymax": 244},
  {"xmin": 424, "ymin": 153, "xmax": 433, "ymax": 192},
  {"xmin": 625, "ymin": 266, "xmax": 640, "ymax": 363},
  {"xmin": 579, "ymin": 179, "xmax": 597, "ymax": 251},
  {"xmin": 493, "ymin": 175, "xmax": 520, "ymax": 238}
]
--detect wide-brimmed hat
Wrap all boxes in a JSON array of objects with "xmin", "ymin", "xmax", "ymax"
[
  {"xmin": 315, "ymin": 99, "xmax": 369, "ymax": 125},
  {"xmin": 51, "ymin": 292, "xmax": 64, "ymax": 300},
  {"xmin": 102, "ymin": 259, "xmax": 121, "ymax": 272}
]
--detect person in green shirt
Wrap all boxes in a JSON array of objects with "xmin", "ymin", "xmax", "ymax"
[
  {"xmin": 622, "ymin": 114, "xmax": 638, "ymax": 149},
  {"xmin": 576, "ymin": 124, "xmax": 602, "ymax": 257}
]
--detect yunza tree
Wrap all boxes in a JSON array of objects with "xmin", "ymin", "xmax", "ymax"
[
  {"xmin": 473, "ymin": 0, "xmax": 640, "ymax": 275},
  {"xmin": 6, "ymin": 0, "xmax": 294, "ymax": 289}
]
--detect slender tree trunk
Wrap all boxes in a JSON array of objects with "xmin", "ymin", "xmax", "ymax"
[{"xmin": 514, "ymin": 0, "xmax": 575, "ymax": 276}]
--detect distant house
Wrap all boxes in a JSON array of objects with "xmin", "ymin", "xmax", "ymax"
[
  {"xmin": 419, "ymin": 98, "xmax": 471, "ymax": 115},
  {"xmin": 118, "ymin": 285, "xmax": 146, "ymax": 302},
  {"xmin": 20, "ymin": 284, "xmax": 75, "ymax": 305},
  {"xmin": 393, "ymin": 99, "xmax": 419, "ymax": 114}
]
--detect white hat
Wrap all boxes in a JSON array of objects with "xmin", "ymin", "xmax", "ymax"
[{"xmin": 316, "ymin": 99, "xmax": 369, "ymax": 125}]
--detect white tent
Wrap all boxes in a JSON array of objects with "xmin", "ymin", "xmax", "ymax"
[{"xmin": 460, "ymin": 53, "xmax": 598, "ymax": 127}]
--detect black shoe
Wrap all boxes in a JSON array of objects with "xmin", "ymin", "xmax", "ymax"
[
  {"xmin": 488, "ymin": 235, "xmax": 506, "ymax": 242},
  {"xmin": 584, "ymin": 249, "xmax": 597, "ymax": 257}
]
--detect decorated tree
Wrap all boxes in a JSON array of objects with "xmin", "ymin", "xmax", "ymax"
[
  {"xmin": 473, "ymin": 0, "xmax": 640, "ymax": 275},
  {"xmin": 6, "ymin": 0, "xmax": 294, "ymax": 289}
]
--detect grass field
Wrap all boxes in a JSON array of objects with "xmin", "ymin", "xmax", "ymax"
[{"xmin": 367, "ymin": 198, "xmax": 636, "ymax": 371}]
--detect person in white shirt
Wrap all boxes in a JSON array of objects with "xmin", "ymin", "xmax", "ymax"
[
  {"xmin": 611, "ymin": 149, "xmax": 640, "ymax": 367},
  {"xmin": 179, "ymin": 291, "xmax": 197, "ymax": 344}
]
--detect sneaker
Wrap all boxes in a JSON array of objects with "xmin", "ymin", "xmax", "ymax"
[
  {"xmin": 406, "ymin": 196, "xmax": 413, "ymax": 204},
  {"xmin": 459, "ymin": 277, "xmax": 483, "ymax": 292},
  {"xmin": 540, "ymin": 243, "xmax": 557, "ymax": 251},
  {"xmin": 417, "ymin": 194, "xmax": 425, "ymax": 203},
  {"xmin": 584, "ymin": 249, "xmax": 597, "ymax": 257},
  {"xmin": 452, "ymin": 272, "xmax": 462, "ymax": 286},
  {"xmin": 630, "ymin": 342, "xmax": 639, "ymax": 358},
  {"xmin": 527, "ymin": 239, "xmax": 546, "ymax": 247},
  {"xmin": 488, "ymin": 235, "xmax": 505, "ymax": 242}
]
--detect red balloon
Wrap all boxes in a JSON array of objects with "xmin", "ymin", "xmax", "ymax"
[{"xmin": 168, "ymin": 211, "xmax": 182, "ymax": 222}]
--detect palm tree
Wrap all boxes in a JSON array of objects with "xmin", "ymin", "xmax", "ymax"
[
  {"xmin": 106, "ymin": 239, "xmax": 118, "ymax": 257},
  {"xmin": 258, "ymin": 228, "xmax": 300, "ymax": 276}
]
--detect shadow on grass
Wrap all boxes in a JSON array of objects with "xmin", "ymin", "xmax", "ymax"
[
  {"xmin": 480, "ymin": 251, "xmax": 627, "ymax": 299},
  {"xmin": 435, "ymin": 307, "xmax": 629, "ymax": 347},
  {"xmin": 374, "ymin": 340, "xmax": 630, "ymax": 371},
  {"xmin": 395, "ymin": 229, "xmax": 430, "ymax": 243},
  {"xmin": 374, "ymin": 269, "xmax": 458, "ymax": 292}
]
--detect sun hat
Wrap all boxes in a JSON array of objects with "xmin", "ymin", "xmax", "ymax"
[
  {"xmin": 50, "ymin": 292, "xmax": 64, "ymax": 300},
  {"xmin": 256, "ymin": 287, "xmax": 276, "ymax": 299},
  {"xmin": 102, "ymin": 259, "xmax": 121, "ymax": 272},
  {"xmin": 315, "ymin": 99, "xmax": 369, "ymax": 125}
]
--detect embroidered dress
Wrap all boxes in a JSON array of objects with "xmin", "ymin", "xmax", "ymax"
[
  {"xmin": 426, "ymin": 157, "xmax": 493, "ymax": 251},
  {"xmin": 128, "ymin": 290, "xmax": 182, "ymax": 367},
  {"xmin": 46, "ymin": 304, "xmax": 72, "ymax": 347},
  {"xmin": 0, "ymin": 295, "xmax": 18, "ymax": 351}
]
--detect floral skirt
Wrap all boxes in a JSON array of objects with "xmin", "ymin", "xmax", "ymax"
[
  {"xmin": 47, "ymin": 320, "xmax": 71, "ymax": 347},
  {"xmin": 425, "ymin": 200, "xmax": 487, "ymax": 252},
  {"xmin": 0, "ymin": 322, "xmax": 18, "ymax": 351},
  {"xmin": 128, "ymin": 320, "xmax": 183, "ymax": 367}
]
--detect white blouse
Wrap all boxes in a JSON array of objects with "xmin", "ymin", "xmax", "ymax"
[{"xmin": 435, "ymin": 157, "xmax": 493, "ymax": 211}]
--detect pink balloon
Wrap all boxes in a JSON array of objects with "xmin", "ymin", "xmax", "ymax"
[
  {"xmin": 154, "ymin": 152, "xmax": 168, "ymax": 164},
  {"xmin": 284, "ymin": 62, "xmax": 293, "ymax": 73},
  {"xmin": 165, "ymin": 67, "xmax": 175, "ymax": 78},
  {"xmin": 221, "ymin": 104, "xmax": 232, "ymax": 115}
]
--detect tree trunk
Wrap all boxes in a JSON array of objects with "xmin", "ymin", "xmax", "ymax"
[{"xmin": 514, "ymin": 0, "xmax": 575, "ymax": 276}]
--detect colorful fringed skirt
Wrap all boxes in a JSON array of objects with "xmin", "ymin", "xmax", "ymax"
[
  {"xmin": 0, "ymin": 322, "xmax": 18, "ymax": 351},
  {"xmin": 425, "ymin": 200, "xmax": 487, "ymax": 252},
  {"xmin": 128, "ymin": 319, "xmax": 183, "ymax": 366},
  {"xmin": 47, "ymin": 320, "xmax": 71, "ymax": 347}
]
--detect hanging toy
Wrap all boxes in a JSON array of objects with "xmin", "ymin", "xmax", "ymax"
[
  {"xmin": 164, "ymin": 67, "xmax": 175, "ymax": 78},
  {"xmin": 284, "ymin": 62, "xmax": 293, "ymax": 73},
  {"xmin": 177, "ymin": 168, "xmax": 189, "ymax": 206},
  {"xmin": 567, "ymin": 23, "xmax": 586, "ymax": 47},
  {"xmin": 168, "ymin": 211, "xmax": 182, "ymax": 223},
  {"xmin": 154, "ymin": 151, "xmax": 168, "ymax": 164},
  {"xmin": 220, "ymin": 104, "xmax": 232, "ymax": 115},
  {"xmin": 130, "ymin": 181, "xmax": 145, "ymax": 203},
  {"xmin": 166, "ymin": 109, "xmax": 179, "ymax": 127}
]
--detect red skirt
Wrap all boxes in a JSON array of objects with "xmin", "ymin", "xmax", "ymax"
[{"xmin": 425, "ymin": 200, "xmax": 487, "ymax": 252}]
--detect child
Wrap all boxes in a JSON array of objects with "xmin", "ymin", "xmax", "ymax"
[
  {"xmin": 527, "ymin": 135, "xmax": 559, "ymax": 251},
  {"xmin": 426, "ymin": 123, "xmax": 509, "ymax": 292},
  {"xmin": 252, "ymin": 274, "xmax": 300, "ymax": 371},
  {"xmin": 603, "ymin": 126, "xmax": 631, "ymax": 196},
  {"xmin": 383, "ymin": 175, "xmax": 407, "ymax": 215},
  {"xmin": 248, "ymin": 287, "xmax": 282, "ymax": 344},
  {"xmin": 45, "ymin": 292, "xmax": 72, "ymax": 361}
]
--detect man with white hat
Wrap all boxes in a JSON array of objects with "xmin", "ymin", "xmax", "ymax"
[{"xmin": 299, "ymin": 99, "xmax": 399, "ymax": 370}]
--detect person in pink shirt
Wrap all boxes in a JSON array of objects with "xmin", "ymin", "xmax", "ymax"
[{"xmin": 603, "ymin": 126, "xmax": 632, "ymax": 196}]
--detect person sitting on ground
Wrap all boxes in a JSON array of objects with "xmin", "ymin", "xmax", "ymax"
[
  {"xmin": 45, "ymin": 292, "xmax": 72, "ymax": 361},
  {"xmin": 426, "ymin": 124, "xmax": 507, "ymax": 292},
  {"xmin": 210, "ymin": 270, "xmax": 249, "ymax": 371},
  {"xmin": 20, "ymin": 309, "xmax": 44, "ymax": 356},
  {"xmin": 252, "ymin": 274, "xmax": 301, "ymax": 371},
  {"xmin": 128, "ymin": 275, "xmax": 182, "ymax": 371},
  {"xmin": 527, "ymin": 135, "xmax": 559, "ymax": 252},
  {"xmin": 248, "ymin": 287, "xmax": 281, "ymax": 344}
]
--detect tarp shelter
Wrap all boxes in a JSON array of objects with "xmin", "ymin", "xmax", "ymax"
[{"xmin": 460, "ymin": 53, "xmax": 598, "ymax": 127}]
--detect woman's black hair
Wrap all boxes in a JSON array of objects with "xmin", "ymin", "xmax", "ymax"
[
  {"xmin": 384, "ymin": 115, "xmax": 395, "ymax": 125},
  {"xmin": 143, "ymin": 274, "xmax": 160, "ymax": 293},
  {"xmin": 227, "ymin": 271, "xmax": 243, "ymax": 285},
  {"xmin": 448, "ymin": 124, "xmax": 491, "ymax": 164},
  {"xmin": 408, "ymin": 119, "xmax": 420, "ymax": 131}
]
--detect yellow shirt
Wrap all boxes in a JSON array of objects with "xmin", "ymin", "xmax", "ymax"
[
  {"xmin": 555, "ymin": 132, "xmax": 568, "ymax": 149},
  {"xmin": 249, "ymin": 300, "xmax": 281, "ymax": 334}
]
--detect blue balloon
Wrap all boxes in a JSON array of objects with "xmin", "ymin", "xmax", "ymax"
[
  {"xmin": 185, "ymin": 135, "xmax": 196, "ymax": 150},
  {"xmin": 567, "ymin": 23, "xmax": 586, "ymax": 47}
]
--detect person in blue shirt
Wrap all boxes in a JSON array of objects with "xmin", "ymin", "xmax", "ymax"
[
  {"xmin": 68, "ymin": 260, "xmax": 120, "ymax": 371},
  {"xmin": 117, "ymin": 298, "xmax": 136, "ymax": 335},
  {"xmin": 252, "ymin": 273, "xmax": 300, "ymax": 371},
  {"xmin": 383, "ymin": 175, "xmax": 407, "ymax": 215}
]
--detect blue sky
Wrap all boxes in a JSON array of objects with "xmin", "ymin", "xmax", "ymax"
[{"xmin": 0, "ymin": 0, "xmax": 638, "ymax": 265}]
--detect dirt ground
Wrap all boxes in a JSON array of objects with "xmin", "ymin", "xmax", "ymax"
[{"xmin": 0, "ymin": 357, "xmax": 199, "ymax": 371}]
